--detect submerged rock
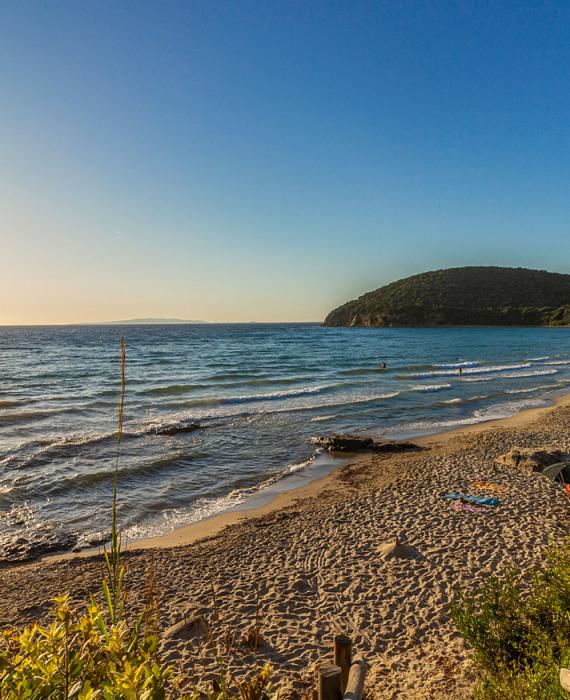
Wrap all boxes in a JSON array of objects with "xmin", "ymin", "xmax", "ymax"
[
  {"xmin": 149, "ymin": 422, "xmax": 202, "ymax": 436},
  {"xmin": 314, "ymin": 434, "xmax": 419, "ymax": 453},
  {"xmin": 494, "ymin": 447, "xmax": 567, "ymax": 475}
]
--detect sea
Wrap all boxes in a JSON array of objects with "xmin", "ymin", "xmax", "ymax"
[{"xmin": 1, "ymin": 323, "xmax": 570, "ymax": 563}]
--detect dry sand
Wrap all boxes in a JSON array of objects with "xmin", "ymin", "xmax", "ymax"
[{"xmin": 2, "ymin": 396, "xmax": 570, "ymax": 699}]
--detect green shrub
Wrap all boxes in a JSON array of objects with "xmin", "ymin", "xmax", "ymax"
[
  {"xmin": 452, "ymin": 537, "xmax": 570, "ymax": 699},
  {"xmin": 0, "ymin": 594, "xmax": 170, "ymax": 698}
]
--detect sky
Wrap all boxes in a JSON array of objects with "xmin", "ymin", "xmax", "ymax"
[{"xmin": 2, "ymin": 1, "xmax": 570, "ymax": 324}]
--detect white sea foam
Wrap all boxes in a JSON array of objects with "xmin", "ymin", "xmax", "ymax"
[
  {"xmin": 221, "ymin": 384, "xmax": 335, "ymax": 404},
  {"xmin": 506, "ymin": 383, "xmax": 558, "ymax": 395},
  {"xmin": 433, "ymin": 360, "xmax": 481, "ymax": 368},
  {"xmin": 473, "ymin": 398, "xmax": 546, "ymax": 421},
  {"xmin": 385, "ymin": 416, "xmax": 481, "ymax": 437},
  {"xmin": 281, "ymin": 391, "xmax": 402, "ymax": 414},
  {"xmin": 409, "ymin": 362, "xmax": 531, "ymax": 378},
  {"xmin": 411, "ymin": 383, "xmax": 452, "ymax": 392},
  {"xmin": 462, "ymin": 369, "xmax": 557, "ymax": 382}
]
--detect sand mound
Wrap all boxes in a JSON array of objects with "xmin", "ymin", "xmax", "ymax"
[{"xmin": 378, "ymin": 537, "xmax": 424, "ymax": 561}]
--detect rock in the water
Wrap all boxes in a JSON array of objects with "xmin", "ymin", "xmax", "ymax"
[
  {"xmin": 314, "ymin": 434, "xmax": 419, "ymax": 453},
  {"xmin": 150, "ymin": 422, "xmax": 202, "ymax": 436},
  {"xmin": 495, "ymin": 447, "xmax": 567, "ymax": 475},
  {"xmin": 316, "ymin": 434, "xmax": 374, "ymax": 451}
]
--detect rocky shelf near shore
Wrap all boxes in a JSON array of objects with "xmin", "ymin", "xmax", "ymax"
[{"xmin": 314, "ymin": 434, "xmax": 419, "ymax": 453}]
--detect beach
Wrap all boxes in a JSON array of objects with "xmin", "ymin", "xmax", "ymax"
[{"xmin": 2, "ymin": 395, "xmax": 569, "ymax": 699}]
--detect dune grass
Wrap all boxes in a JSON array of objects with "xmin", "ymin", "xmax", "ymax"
[{"xmin": 452, "ymin": 537, "xmax": 570, "ymax": 699}]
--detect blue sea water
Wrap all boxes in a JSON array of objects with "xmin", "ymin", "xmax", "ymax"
[{"xmin": 1, "ymin": 323, "xmax": 570, "ymax": 562}]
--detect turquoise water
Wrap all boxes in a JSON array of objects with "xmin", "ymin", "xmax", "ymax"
[{"xmin": 1, "ymin": 323, "xmax": 570, "ymax": 562}]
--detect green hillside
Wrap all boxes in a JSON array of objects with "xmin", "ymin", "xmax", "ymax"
[{"xmin": 324, "ymin": 267, "xmax": 570, "ymax": 327}]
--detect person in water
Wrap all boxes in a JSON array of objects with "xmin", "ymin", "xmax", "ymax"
[
  {"xmin": 379, "ymin": 361, "xmax": 387, "ymax": 369},
  {"xmin": 458, "ymin": 367, "xmax": 463, "ymax": 376}
]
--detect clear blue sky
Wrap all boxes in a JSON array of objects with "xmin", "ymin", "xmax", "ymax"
[{"xmin": 2, "ymin": 1, "xmax": 570, "ymax": 323}]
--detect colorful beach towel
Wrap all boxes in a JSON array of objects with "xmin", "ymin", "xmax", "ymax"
[
  {"xmin": 445, "ymin": 492, "xmax": 501, "ymax": 506},
  {"xmin": 470, "ymin": 481, "xmax": 509, "ymax": 494},
  {"xmin": 453, "ymin": 502, "xmax": 488, "ymax": 513}
]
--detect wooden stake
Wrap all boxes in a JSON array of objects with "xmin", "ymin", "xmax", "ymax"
[
  {"xmin": 344, "ymin": 655, "xmax": 368, "ymax": 700},
  {"xmin": 318, "ymin": 664, "xmax": 342, "ymax": 700},
  {"xmin": 333, "ymin": 634, "xmax": 352, "ymax": 692}
]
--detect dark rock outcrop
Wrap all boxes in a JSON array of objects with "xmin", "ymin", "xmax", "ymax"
[
  {"xmin": 149, "ymin": 422, "xmax": 202, "ymax": 436},
  {"xmin": 314, "ymin": 434, "xmax": 419, "ymax": 453},
  {"xmin": 494, "ymin": 447, "xmax": 567, "ymax": 475}
]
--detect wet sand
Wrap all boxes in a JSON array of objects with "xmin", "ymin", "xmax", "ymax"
[{"xmin": 2, "ymin": 395, "xmax": 570, "ymax": 699}]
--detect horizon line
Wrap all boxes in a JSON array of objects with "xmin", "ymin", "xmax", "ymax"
[{"xmin": 0, "ymin": 320, "xmax": 324, "ymax": 327}]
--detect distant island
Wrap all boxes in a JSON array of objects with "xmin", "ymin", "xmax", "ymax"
[
  {"xmin": 93, "ymin": 318, "xmax": 205, "ymax": 325},
  {"xmin": 324, "ymin": 266, "xmax": 570, "ymax": 327}
]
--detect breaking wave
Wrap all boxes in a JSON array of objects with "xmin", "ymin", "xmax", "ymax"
[
  {"xmin": 408, "ymin": 362, "xmax": 532, "ymax": 378},
  {"xmin": 411, "ymin": 383, "xmax": 452, "ymax": 392}
]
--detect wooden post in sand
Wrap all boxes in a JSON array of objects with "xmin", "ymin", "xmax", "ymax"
[
  {"xmin": 318, "ymin": 664, "xmax": 342, "ymax": 700},
  {"xmin": 343, "ymin": 655, "xmax": 368, "ymax": 700},
  {"xmin": 333, "ymin": 634, "xmax": 352, "ymax": 692}
]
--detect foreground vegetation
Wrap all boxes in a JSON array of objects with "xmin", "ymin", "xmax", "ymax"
[
  {"xmin": 452, "ymin": 537, "xmax": 570, "ymax": 699},
  {"xmin": 325, "ymin": 266, "xmax": 570, "ymax": 326}
]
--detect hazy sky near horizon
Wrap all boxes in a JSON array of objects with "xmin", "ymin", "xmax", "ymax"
[{"xmin": 2, "ymin": 1, "xmax": 570, "ymax": 324}]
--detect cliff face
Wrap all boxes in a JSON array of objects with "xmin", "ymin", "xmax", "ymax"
[{"xmin": 324, "ymin": 267, "xmax": 570, "ymax": 327}]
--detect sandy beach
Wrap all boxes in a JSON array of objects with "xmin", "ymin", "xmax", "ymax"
[{"xmin": 2, "ymin": 396, "xmax": 570, "ymax": 699}]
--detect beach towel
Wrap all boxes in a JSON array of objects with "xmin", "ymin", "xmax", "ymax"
[
  {"xmin": 470, "ymin": 481, "xmax": 508, "ymax": 494},
  {"xmin": 453, "ymin": 502, "xmax": 488, "ymax": 513},
  {"xmin": 445, "ymin": 492, "xmax": 500, "ymax": 506}
]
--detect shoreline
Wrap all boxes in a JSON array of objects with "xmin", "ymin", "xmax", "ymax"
[{"xmin": 39, "ymin": 390, "xmax": 570, "ymax": 566}]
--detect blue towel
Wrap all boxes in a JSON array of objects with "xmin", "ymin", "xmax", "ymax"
[{"xmin": 445, "ymin": 492, "xmax": 500, "ymax": 506}]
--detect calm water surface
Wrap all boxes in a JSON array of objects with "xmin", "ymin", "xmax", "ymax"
[{"xmin": 1, "ymin": 323, "xmax": 569, "ymax": 562}]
